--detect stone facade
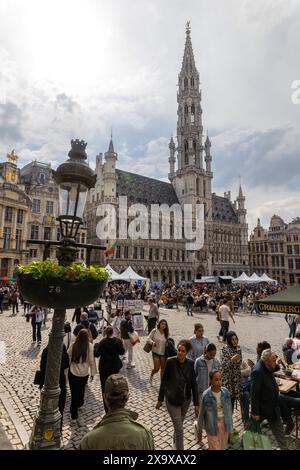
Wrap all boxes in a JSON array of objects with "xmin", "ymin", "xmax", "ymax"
[
  {"xmin": 249, "ymin": 215, "xmax": 300, "ymax": 286},
  {"xmin": 0, "ymin": 157, "xmax": 87, "ymax": 277},
  {"xmin": 0, "ymin": 158, "xmax": 31, "ymax": 277},
  {"xmin": 85, "ymin": 24, "xmax": 249, "ymax": 283}
]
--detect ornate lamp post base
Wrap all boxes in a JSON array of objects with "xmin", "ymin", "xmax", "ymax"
[{"xmin": 29, "ymin": 308, "xmax": 66, "ymax": 450}]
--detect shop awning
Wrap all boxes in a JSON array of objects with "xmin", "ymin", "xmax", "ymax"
[{"xmin": 256, "ymin": 285, "xmax": 300, "ymax": 314}]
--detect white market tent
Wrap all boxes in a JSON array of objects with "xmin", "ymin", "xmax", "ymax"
[
  {"xmin": 110, "ymin": 266, "xmax": 150, "ymax": 289},
  {"xmin": 248, "ymin": 273, "xmax": 262, "ymax": 283},
  {"xmin": 104, "ymin": 264, "xmax": 120, "ymax": 281},
  {"xmin": 260, "ymin": 273, "xmax": 278, "ymax": 285},
  {"xmin": 232, "ymin": 272, "xmax": 251, "ymax": 283}
]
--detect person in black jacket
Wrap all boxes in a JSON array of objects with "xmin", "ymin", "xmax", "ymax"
[
  {"xmin": 156, "ymin": 339, "xmax": 199, "ymax": 450},
  {"xmin": 120, "ymin": 310, "xmax": 135, "ymax": 369},
  {"xmin": 39, "ymin": 344, "xmax": 69, "ymax": 430},
  {"xmin": 94, "ymin": 326, "xmax": 125, "ymax": 413},
  {"xmin": 251, "ymin": 349, "xmax": 288, "ymax": 449},
  {"xmin": 73, "ymin": 312, "xmax": 98, "ymax": 341}
]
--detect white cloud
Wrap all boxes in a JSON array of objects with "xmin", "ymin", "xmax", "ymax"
[{"xmin": 0, "ymin": 0, "xmax": 299, "ymax": 228}]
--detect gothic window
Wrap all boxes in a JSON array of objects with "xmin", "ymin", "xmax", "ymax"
[
  {"xmin": 203, "ymin": 180, "xmax": 206, "ymax": 198},
  {"xmin": 184, "ymin": 105, "xmax": 188, "ymax": 124},
  {"xmin": 184, "ymin": 141, "xmax": 189, "ymax": 166},
  {"xmin": 193, "ymin": 139, "xmax": 197, "ymax": 162},
  {"xmin": 191, "ymin": 77, "xmax": 195, "ymax": 88},
  {"xmin": 184, "ymin": 78, "xmax": 188, "ymax": 90},
  {"xmin": 196, "ymin": 177, "xmax": 200, "ymax": 196},
  {"xmin": 191, "ymin": 104, "xmax": 195, "ymax": 123}
]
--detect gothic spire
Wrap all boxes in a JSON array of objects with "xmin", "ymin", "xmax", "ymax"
[
  {"xmin": 180, "ymin": 21, "xmax": 198, "ymax": 77},
  {"xmin": 108, "ymin": 130, "xmax": 114, "ymax": 153}
]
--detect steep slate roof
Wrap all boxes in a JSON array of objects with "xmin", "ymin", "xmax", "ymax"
[
  {"xmin": 116, "ymin": 169, "xmax": 179, "ymax": 206},
  {"xmin": 212, "ymin": 194, "xmax": 238, "ymax": 223},
  {"xmin": 116, "ymin": 169, "xmax": 238, "ymax": 223}
]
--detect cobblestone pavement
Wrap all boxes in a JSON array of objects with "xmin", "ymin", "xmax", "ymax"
[{"xmin": 0, "ymin": 305, "xmax": 299, "ymax": 450}]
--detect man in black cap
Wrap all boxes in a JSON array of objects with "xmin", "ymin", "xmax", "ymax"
[{"xmin": 80, "ymin": 374, "xmax": 155, "ymax": 450}]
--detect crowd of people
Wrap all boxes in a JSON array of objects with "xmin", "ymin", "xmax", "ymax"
[{"xmin": 1, "ymin": 278, "xmax": 300, "ymax": 451}]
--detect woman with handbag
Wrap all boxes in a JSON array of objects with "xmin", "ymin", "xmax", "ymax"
[
  {"xmin": 68, "ymin": 329, "xmax": 97, "ymax": 423},
  {"xmin": 156, "ymin": 339, "xmax": 199, "ymax": 450},
  {"xmin": 146, "ymin": 319, "xmax": 169, "ymax": 385},
  {"xmin": 94, "ymin": 326, "xmax": 125, "ymax": 413}
]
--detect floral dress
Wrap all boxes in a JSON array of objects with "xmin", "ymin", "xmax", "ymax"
[{"xmin": 220, "ymin": 345, "xmax": 242, "ymax": 403}]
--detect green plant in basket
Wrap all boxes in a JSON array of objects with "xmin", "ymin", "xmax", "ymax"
[{"xmin": 14, "ymin": 261, "xmax": 109, "ymax": 283}]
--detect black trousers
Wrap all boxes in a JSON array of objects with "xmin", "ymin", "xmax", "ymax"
[
  {"xmin": 32, "ymin": 321, "xmax": 42, "ymax": 342},
  {"xmin": 220, "ymin": 320, "xmax": 229, "ymax": 341},
  {"xmin": 68, "ymin": 371, "xmax": 88, "ymax": 419},
  {"xmin": 148, "ymin": 317, "xmax": 157, "ymax": 334}
]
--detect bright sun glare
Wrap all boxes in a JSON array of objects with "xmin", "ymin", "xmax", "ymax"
[{"xmin": 23, "ymin": 0, "xmax": 109, "ymax": 91}]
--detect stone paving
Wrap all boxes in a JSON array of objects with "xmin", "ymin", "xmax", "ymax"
[{"xmin": 0, "ymin": 304, "xmax": 299, "ymax": 450}]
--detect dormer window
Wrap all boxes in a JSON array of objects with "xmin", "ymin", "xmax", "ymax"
[{"xmin": 39, "ymin": 173, "xmax": 46, "ymax": 184}]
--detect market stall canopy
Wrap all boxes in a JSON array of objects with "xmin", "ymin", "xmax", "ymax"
[
  {"xmin": 105, "ymin": 264, "xmax": 119, "ymax": 278},
  {"xmin": 260, "ymin": 273, "xmax": 277, "ymax": 284},
  {"xmin": 248, "ymin": 273, "xmax": 262, "ymax": 283},
  {"xmin": 232, "ymin": 272, "xmax": 251, "ymax": 283},
  {"xmin": 256, "ymin": 285, "xmax": 300, "ymax": 314},
  {"xmin": 194, "ymin": 276, "xmax": 216, "ymax": 283}
]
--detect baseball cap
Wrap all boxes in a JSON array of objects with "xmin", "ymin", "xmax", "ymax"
[{"xmin": 104, "ymin": 374, "xmax": 129, "ymax": 399}]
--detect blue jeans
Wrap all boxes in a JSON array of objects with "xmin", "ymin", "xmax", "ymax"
[{"xmin": 241, "ymin": 378, "xmax": 251, "ymax": 424}]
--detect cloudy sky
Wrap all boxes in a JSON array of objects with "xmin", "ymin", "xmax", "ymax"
[{"xmin": 0, "ymin": 0, "xmax": 299, "ymax": 231}]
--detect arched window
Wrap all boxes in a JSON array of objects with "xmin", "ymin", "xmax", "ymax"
[
  {"xmin": 184, "ymin": 78, "xmax": 188, "ymax": 90},
  {"xmin": 193, "ymin": 139, "xmax": 197, "ymax": 163},
  {"xmin": 184, "ymin": 141, "xmax": 189, "ymax": 165},
  {"xmin": 191, "ymin": 77, "xmax": 195, "ymax": 88},
  {"xmin": 184, "ymin": 105, "xmax": 188, "ymax": 124},
  {"xmin": 196, "ymin": 177, "xmax": 200, "ymax": 196},
  {"xmin": 191, "ymin": 104, "xmax": 195, "ymax": 123},
  {"xmin": 203, "ymin": 180, "xmax": 206, "ymax": 198}
]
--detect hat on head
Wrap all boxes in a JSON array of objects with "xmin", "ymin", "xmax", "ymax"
[{"xmin": 104, "ymin": 374, "xmax": 129, "ymax": 399}]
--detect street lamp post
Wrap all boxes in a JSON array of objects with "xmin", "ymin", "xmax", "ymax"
[{"xmin": 28, "ymin": 140, "xmax": 104, "ymax": 449}]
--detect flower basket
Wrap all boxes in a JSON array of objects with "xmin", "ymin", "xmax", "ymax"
[
  {"xmin": 15, "ymin": 261, "xmax": 109, "ymax": 309},
  {"xmin": 17, "ymin": 275, "xmax": 106, "ymax": 309}
]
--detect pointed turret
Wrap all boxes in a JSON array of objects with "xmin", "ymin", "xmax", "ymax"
[
  {"xmin": 180, "ymin": 21, "xmax": 198, "ymax": 77},
  {"xmin": 205, "ymin": 135, "xmax": 212, "ymax": 173},
  {"xmin": 103, "ymin": 135, "xmax": 118, "ymax": 201},
  {"xmin": 108, "ymin": 138, "xmax": 114, "ymax": 154},
  {"xmin": 168, "ymin": 136, "xmax": 176, "ymax": 181}
]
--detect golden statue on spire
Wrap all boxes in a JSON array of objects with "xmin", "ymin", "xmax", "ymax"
[{"xmin": 7, "ymin": 149, "xmax": 18, "ymax": 162}]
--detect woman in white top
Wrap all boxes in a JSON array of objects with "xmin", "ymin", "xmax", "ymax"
[
  {"xmin": 112, "ymin": 309, "xmax": 123, "ymax": 338},
  {"xmin": 29, "ymin": 305, "xmax": 44, "ymax": 345},
  {"xmin": 68, "ymin": 329, "xmax": 97, "ymax": 421},
  {"xmin": 147, "ymin": 319, "xmax": 169, "ymax": 385}
]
